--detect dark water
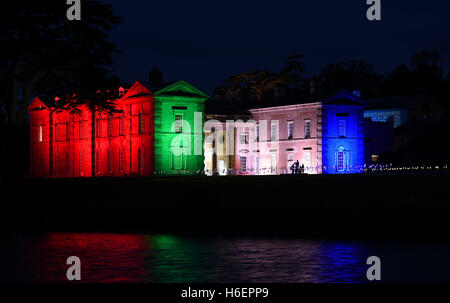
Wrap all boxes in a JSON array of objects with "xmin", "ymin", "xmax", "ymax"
[{"xmin": 1, "ymin": 233, "xmax": 450, "ymax": 283}]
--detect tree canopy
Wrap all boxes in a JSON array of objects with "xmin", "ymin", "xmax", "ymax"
[{"xmin": 0, "ymin": 0, "xmax": 122, "ymax": 127}]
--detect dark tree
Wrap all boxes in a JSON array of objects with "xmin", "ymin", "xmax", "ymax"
[
  {"xmin": 0, "ymin": 1, "xmax": 121, "ymax": 179},
  {"xmin": 281, "ymin": 54, "xmax": 307, "ymax": 94},
  {"xmin": 317, "ymin": 60, "xmax": 382, "ymax": 98},
  {"xmin": 224, "ymin": 70, "xmax": 288, "ymax": 102},
  {"xmin": 409, "ymin": 50, "xmax": 443, "ymax": 94}
]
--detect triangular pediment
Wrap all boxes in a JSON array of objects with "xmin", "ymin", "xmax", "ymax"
[
  {"xmin": 121, "ymin": 81, "xmax": 153, "ymax": 100},
  {"xmin": 154, "ymin": 80, "xmax": 209, "ymax": 99},
  {"xmin": 27, "ymin": 97, "xmax": 49, "ymax": 112}
]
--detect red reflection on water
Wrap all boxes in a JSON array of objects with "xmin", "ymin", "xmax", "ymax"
[{"xmin": 20, "ymin": 233, "xmax": 150, "ymax": 282}]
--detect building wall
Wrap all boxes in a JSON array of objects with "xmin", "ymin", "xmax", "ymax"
[
  {"xmin": 154, "ymin": 81, "xmax": 208, "ymax": 175},
  {"xmin": 28, "ymin": 81, "xmax": 155, "ymax": 178},
  {"xmin": 321, "ymin": 103, "xmax": 365, "ymax": 174}
]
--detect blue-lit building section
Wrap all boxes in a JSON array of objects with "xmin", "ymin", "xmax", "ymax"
[{"xmin": 322, "ymin": 91, "xmax": 365, "ymax": 174}]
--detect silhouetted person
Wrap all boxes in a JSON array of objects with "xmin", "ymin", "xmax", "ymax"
[
  {"xmin": 301, "ymin": 164, "xmax": 305, "ymax": 174},
  {"xmin": 294, "ymin": 160, "xmax": 300, "ymax": 174},
  {"xmin": 290, "ymin": 163, "xmax": 295, "ymax": 174}
]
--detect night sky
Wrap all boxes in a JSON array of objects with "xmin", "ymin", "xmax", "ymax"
[{"xmin": 108, "ymin": 0, "xmax": 450, "ymax": 95}]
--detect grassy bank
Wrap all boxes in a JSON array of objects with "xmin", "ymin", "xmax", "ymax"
[{"xmin": 1, "ymin": 174, "xmax": 449, "ymax": 240}]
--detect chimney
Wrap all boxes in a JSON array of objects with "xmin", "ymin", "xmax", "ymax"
[{"xmin": 149, "ymin": 68, "xmax": 163, "ymax": 91}]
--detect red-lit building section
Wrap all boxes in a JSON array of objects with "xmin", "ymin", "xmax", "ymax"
[{"xmin": 28, "ymin": 81, "xmax": 154, "ymax": 178}]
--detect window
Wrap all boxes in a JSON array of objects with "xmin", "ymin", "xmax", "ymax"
[
  {"xmin": 96, "ymin": 150, "xmax": 102, "ymax": 174},
  {"xmin": 287, "ymin": 121, "xmax": 294, "ymax": 139},
  {"xmin": 287, "ymin": 153, "xmax": 294, "ymax": 171},
  {"xmin": 96, "ymin": 120, "xmax": 102, "ymax": 138},
  {"xmin": 305, "ymin": 120, "xmax": 311, "ymax": 138},
  {"xmin": 240, "ymin": 132, "xmax": 248, "ymax": 144},
  {"xmin": 119, "ymin": 118, "xmax": 124, "ymax": 136},
  {"xmin": 174, "ymin": 114, "xmax": 183, "ymax": 133},
  {"xmin": 337, "ymin": 147, "xmax": 345, "ymax": 172},
  {"xmin": 107, "ymin": 148, "xmax": 112, "ymax": 173},
  {"xmin": 108, "ymin": 118, "xmax": 113, "ymax": 137},
  {"xmin": 139, "ymin": 113, "xmax": 145, "ymax": 134},
  {"xmin": 139, "ymin": 146, "xmax": 145, "ymax": 171},
  {"xmin": 66, "ymin": 122, "xmax": 70, "ymax": 141},
  {"xmin": 173, "ymin": 153, "xmax": 182, "ymax": 170},
  {"xmin": 255, "ymin": 124, "xmax": 260, "ymax": 142},
  {"xmin": 270, "ymin": 122, "xmax": 277, "ymax": 141},
  {"xmin": 55, "ymin": 124, "xmax": 66, "ymax": 142},
  {"xmin": 270, "ymin": 153, "xmax": 277, "ymax": 173},
  {"xmin": 240, "ymin": 156, "xmax": 247, "ymax": 172},
  {"xmin": 338, "ymin": 117, "xmax": 347, "ymax": 138},
  {"xmin": 304, "ymin": 148, "xmax": 311, "ymax": 168},
  {"xmin": 39, "ymin": 126, "xmax": 43, "ymax": 143},
  {"xmin": 65, "ymin": 152, "xmax": 70, "ymax": 174},
  {"xmin": 79, "ymin": 151, "xmax": 85, "ymax": 176},
  {"xmin": 80, "ymin": 122, "xmax": 84, "ymax": 139},
  {"xmin": 119, "ymin": 148, "xmax": 124, "ymax": 172}
]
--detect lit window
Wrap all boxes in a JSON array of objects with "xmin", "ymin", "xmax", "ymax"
[
  {"xmin": 304, "ymin": 148, "xmax": 311, "ymax": 168},
  {"xmin": 271, "ymin": 122, "xmax": 277, "ymax": 141},
  {"xmin": 288, "ymin": 153, "xmax": 294, "ymax": 162},
  {"xmin": 271, "ymin": 153, "xmax": 277, "ymax": 173},
  {"xmin": 287, "ymin": 121, "xmax": 294, "ymax": 139},
  {"xmin": 174, "ymin": 114, "xmax": 183, "ymax": 133},
  {"xmin": 240, "ymin": 156, "xmax": 247, "ymax": 172},
  {"xmin": 305, "ymin": 120, "xmax": 311, "ymax": 138},
  {"xmin": 337, "ymin": 147, "xmax": 345, "ymax": 172},
  {"xmin": 39, "ymin": 126, "xmax": 43, "ymax": 143},
  {"xmin": 338, "ymin": 118, "xmax": 347, "ymax": 138}
]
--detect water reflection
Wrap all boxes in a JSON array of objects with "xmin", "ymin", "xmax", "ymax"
[{"xmin": 1, "ymin": 233, "xmax": 372, "ymax": 283}]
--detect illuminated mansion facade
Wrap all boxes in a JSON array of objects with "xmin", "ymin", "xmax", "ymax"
[
  {"xmin": 28, "ymin": 81, "xmax": 208, "ymax": 178},
  {"xmin": 204, "ymin": 91, "xmax": 366, "ymax": 175},
  {"xmin": 28, "ymin": 80, "xmax": 365, "ymax": 178}
]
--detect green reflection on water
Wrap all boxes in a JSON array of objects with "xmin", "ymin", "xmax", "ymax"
[{"xmin": 147, "ymin": 235, "xmax": 204, "ymax": 283}]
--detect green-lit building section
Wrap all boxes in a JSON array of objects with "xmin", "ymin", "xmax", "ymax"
[{"xmin": 154, "ymin": 81, "xmax": 208, "ymax": 175}]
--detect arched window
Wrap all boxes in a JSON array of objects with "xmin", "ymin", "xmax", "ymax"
[{"xmin": 337, "ymin": 146, "xmax": 345, "ymax": 172}]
